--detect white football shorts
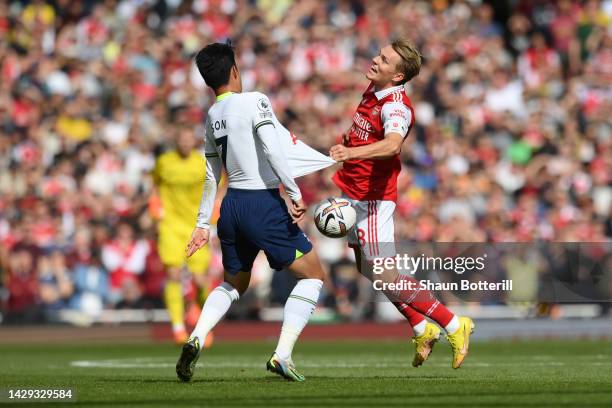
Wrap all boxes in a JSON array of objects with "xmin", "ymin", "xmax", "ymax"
[{"xmin": 342, "ymin": 195, "xmax": 396, "ymax": 261}]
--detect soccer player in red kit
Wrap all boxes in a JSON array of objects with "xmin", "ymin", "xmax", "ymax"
[{"xmin": 329, "ymin": 39, "xmax": 474, "ymax": 369}]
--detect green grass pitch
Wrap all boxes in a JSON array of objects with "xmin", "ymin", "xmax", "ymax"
[{"xmin": 1, "ymin": 339, "xmax": 611, "ymax": 407}]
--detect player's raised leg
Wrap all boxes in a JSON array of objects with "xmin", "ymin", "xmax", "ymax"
[
  {"xmin": 351, "ymin": 199, "xmax": 473, "ymax": 368},
  {"xmin": 349, "ymin": 200, "xmax": 441, "ymax": 367},
  {"xmin": 355, "ymin": 247, "xmax": 440, "ymax": 367},
  {"xmin": 267, "ymin": 249, "xmax": 325, "ymax": 382},
  {"xmin": 383, "ymin": 271, "xmax": 475, "ymax": 368}
]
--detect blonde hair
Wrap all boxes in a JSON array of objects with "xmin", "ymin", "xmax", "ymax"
[{"xmin": 391, "ymin": 39, "xmax": 422, "ymax": 84}]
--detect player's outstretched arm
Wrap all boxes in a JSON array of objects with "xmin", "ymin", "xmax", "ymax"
[
  {"xmin": 331, "ymin": 100, "xmax": 411, "ymax": 162},
  {"xmin": 330, "ymin": 133, "xmax": 404, "ymax": 161}
]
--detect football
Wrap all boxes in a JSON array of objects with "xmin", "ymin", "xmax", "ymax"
[{"xmin": 313, "ymin": 197, "xmax": 356, "ymax": 238}]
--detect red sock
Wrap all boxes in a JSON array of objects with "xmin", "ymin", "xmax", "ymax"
[
  {"xmin": 389, "ymin": 275, "xmax": 455, "ymax": 327},
  {"xmin": 409, "ymin": 300, "xmax": 454, "ymax": 328},
  {"xmin": 392, "ymin": 302, "xmax": 425, "ymax": 327}
]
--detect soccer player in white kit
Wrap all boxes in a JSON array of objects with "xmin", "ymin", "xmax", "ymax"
[{"xmin": 176, "ymin": 43, "xmax": 327, "ymax": 382}]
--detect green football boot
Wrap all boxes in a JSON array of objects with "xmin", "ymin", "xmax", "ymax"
[
  {"xmin": 176, "ymin": 337, "xmax": 201, "ymax": 382},
  {"xmin": 266, "ymin": 353, "xmax": 305, "ymax": 382}
]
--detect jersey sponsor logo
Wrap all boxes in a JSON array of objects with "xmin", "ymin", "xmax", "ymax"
[
  {"xmin": 351, "ymin": 124, "xmax": 370, "ymax": 141},
  {"xmin": 352, "ymin": 112, "xmax": 373, "ymax": 133}
]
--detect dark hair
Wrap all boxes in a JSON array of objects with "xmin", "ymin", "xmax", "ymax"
[{"xmin": 194, "ymin": 43, "xmax": 236, "ymax": 90}]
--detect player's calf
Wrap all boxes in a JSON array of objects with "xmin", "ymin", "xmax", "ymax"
[{"xmin": 266, "ymin": 249, "xmax": 325, "ymax": 381}]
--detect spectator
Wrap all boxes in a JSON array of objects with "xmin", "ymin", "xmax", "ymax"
[
  {"xmin": 101, "ymin": 221, "xmax": 149, "ymax": 305},
  {"xmin": 38, "ymin": 249, "xmax": 73, "ymax": 312},
  {"xmin": 4, "ymin": 244, "xmax": 41, "ymax": 323},
  {"xmin": 70, "ymin": 249, "xmax": 109, "ymax": 318}
]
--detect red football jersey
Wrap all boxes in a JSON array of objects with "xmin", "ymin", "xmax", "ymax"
[{"xmin": 332, "ymin": 83, "xmax": 415, "ymax": 202}]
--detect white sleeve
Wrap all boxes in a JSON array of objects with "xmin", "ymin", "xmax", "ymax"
[
  {"xmin": 251, "ymin": 94, "xmax": 301, "ymax": 201},
  {"xmin": 380, "ymin": 102, "xmax": 412, "ymax": 138},
  {"xmin": 257, "ymin": 123, "xmax": 302, "ymax": 201},
  {"xmin": 196, "ymin": 118, "xmax": 222, "ymax": 229},
  {"xmin": 252, "ymin": 93, "xmax": 275, "ymax": 130},
  {"xmin": 203, "ymin": 116, "xmax": 218, "ymax": 157}
]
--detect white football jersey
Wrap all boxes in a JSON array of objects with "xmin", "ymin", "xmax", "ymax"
[
  {"xmin": 204, "ymin": 91, "xmax": 292, "ymax": 190},
  {"xmin": 196, "ymin": 91, "xmax": 335, "ymax": 229}
]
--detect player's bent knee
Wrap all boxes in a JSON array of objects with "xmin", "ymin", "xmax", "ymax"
[{"xmin": 288, "ymin": 250, "xmax": 326, "ymax": 281}]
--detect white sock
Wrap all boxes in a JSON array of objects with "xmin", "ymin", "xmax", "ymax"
[
  {"xmin": 412, "ymin": 320, "xmax": 427, "ymax": 336},
  {"xmin": 444, "ymin": 315, "xmax": 460, "ymax": 334},
  {"xmin": 274, "ymin": 278, "xmax": 323, "ymax": 361},
  {"xmin": 190, "ymin": 282, "xmax": 239, "ymax": 349}
]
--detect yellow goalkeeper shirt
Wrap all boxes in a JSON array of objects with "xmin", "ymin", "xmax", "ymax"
[{"xmin": 153, "ymin": 150, "xmax": 205, "ymax": 235}]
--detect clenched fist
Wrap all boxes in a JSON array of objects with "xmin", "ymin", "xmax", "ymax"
[{"xmin": 330, "ymin": 144, "xmax": 351, "ymax": 162}]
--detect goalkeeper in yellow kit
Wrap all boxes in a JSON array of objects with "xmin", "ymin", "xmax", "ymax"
[{"xmin": 152, "ymin": 126, "xmax": 213, "ymax": 345}]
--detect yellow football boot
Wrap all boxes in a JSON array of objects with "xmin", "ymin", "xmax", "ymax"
[
  {"xmin": 412, "ymin": 322, "xmax": 441, "ymax": 367},
  {"xmin": 445, "ymin": 317, "xmax": 475, "ymax": 369}
]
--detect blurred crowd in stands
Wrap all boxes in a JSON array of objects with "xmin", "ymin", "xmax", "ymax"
[{"xmin": 0, "ymin": 0, "xmax": 610, "ymax": 323}]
